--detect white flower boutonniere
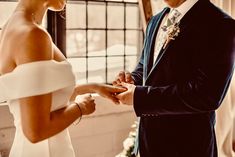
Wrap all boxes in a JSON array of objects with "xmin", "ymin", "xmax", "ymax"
[{"xmin": 162, "ymin": 22, "xmax": 180, "ymax": 49}]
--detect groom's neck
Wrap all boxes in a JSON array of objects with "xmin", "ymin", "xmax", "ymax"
[{"xmin": 164, "ymin": 0, "xmax": 187, "ymax": 8}]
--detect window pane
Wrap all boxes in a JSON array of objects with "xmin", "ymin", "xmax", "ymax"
[
  {"xmin": 65, "ymin": 0, "xmax": 142, "ymax": 84},
  {"xmin": 126, "ymin": 4, "xmax": 139, "ymax": 29},
  {"xmin": 66, "ymin": 2, "xmax": 86, "ymax": 29},
  {"xmin": 88, "ymin": 30, "xmax": 105, "ymax": 56},
  {"xmin": 88, "ymin": 57, "xmax": 106, "ymax": 83},
  {"xmin": 106, "ymin": 0, "xmax": 138, "ymax": 2},
  {"xmin": 107, "ymin": 57, "xmax": 124, "ymax": 83},
  {"xmin": 88, "ymin": 2, "xmax": 106, "ymax": 28},
  {"xmin": 66, "ymin": 30, "xmax": 86, "ymax": 57},
  {"xmin": 126, "ymin": 30, "xmax": 142, "ymax": 55},
  {"xmin": 107, "ymin": 30, "xmax": 124, "ymax": 56},
  {"xmin": 124, "ymin": 0, "xmax": 138, "ymax": 2},
  {"xmin": 67, "ymin": 58, "xmax": 87, "ymax": 84},
  {"xmin": 107, "ymin": 3, "xmax": 124, "ymax": 29},
  {"xmin": 107, "ymin": 0, "xmax": 122, "ymax": 2},
  {"xmin": 125, "ymin": 56, "xmax": 138, "ymax": 72}
]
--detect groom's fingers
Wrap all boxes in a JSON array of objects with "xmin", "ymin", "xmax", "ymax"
[
  {"xmin": 112, "ymin": 80, "xmax": 118, "ymax": 86},
  {"xmin": 116, "ymin": 93, "xmax": 122, "ymax": 99},
  {"xmin": 107, "ymin": 94, "xmax": 120, "ymax": 105},
  {"xmin": 120, "ymin": 82, "xmax": 130, "ymax": 88},
  {"xmin": 118, "ymin": 71, "xmax": 126, "ymax": 82},
  {"xmin": 113, "ymin": 77, "xmax": 122, "ymax": 85},
  {"xmin": 125, "ymin": 71, "xmax": 134, "ymax": 83},
  {"xmin": 116, "ymin": 92, "xmax": 126, "ymax": 104},
  {"xmin": 113, "ymin": 71, "xmax": 133, "ymax": 86}
]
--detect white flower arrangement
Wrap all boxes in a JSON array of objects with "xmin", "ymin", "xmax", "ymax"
[{"xmin": 116, "ymin": 121, "xmax": 138, "ymax": 157}]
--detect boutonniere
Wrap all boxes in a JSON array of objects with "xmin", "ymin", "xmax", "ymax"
[{"xmin": 162, "ymin": 22, "xmax": 180, "ymax": 49}]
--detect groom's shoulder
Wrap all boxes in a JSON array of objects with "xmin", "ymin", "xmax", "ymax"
[
  {"xmin": 204, "ymin": 2, "xmax": 235, "ymax": 37},
  {"xmin": 200, "ymin": 0, "xmax": 235, "ymax": 31},
  {"xmin": 206, "ymin": 1, "xmax": 234, "ymax": 21}
]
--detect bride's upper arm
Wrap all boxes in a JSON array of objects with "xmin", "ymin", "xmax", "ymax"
[
  {"xmin": 19, "ymin": 93, "xmax": 52, "ymax": 143},
  {"xmin": 15, "ymin": 26, "xmax": 54, "ymax": 142}
]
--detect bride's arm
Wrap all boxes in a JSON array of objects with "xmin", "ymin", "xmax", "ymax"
[
  {"xmin": 19, "ymin": 93, "xmax": 94, "ymax": 143},
  {"xmin": 70, "ymin": 83, "xmax": 126, "ymax": 104},
  {"xmin": 15, "ymin": 26, "xmax": 126, "ymax": 143},
  {"xmin": 14, "ymin": 27, "xmax": 95, "ymax": 143}
]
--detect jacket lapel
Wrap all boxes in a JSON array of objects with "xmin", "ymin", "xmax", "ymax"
[
  {"xmin": 144, "ymin": 8, "xmax": 170, "ymax": 78},
  {"xmin": 145, "ymin": 0, "xmax": 204, "ymax": 81}
]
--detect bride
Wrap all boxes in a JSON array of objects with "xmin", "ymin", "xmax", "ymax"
[{"xmin": 0, "ymin": 0, "xmax": 125, "ymax": 156}]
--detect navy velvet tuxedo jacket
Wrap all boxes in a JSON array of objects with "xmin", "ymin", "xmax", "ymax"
[{"xmin": 131, "ymin": 0, "xmax": 235, "ymax": 157}]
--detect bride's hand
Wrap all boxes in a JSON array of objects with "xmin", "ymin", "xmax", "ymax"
[
  {"xmin": 69, "ymin": 83, "xmax": 126, "ymax": 104},
  {"xmin": 95, "ymin": 84, "xmax": 127, "ymax": 104},
  {"xmin": 75, "ymin": 94, "xmax": 96, "ymax": 115}
]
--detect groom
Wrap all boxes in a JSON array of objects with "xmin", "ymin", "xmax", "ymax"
[{"xmin": 113, "ymin": 0, "xmax": 235, "ymax": 156}]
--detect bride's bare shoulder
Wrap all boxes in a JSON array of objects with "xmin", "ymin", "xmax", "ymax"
[
  {"xmin": 22, "ymin": 25, "xmax": 52, "ymax": 48},
  {"xmin": 15, "ymin": 25, "xmax": 53, "ymax": 65}
]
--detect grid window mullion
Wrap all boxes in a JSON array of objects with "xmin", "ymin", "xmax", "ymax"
[
  {"xmin": 66, "ymin": 0, "xmax": 142, "ymax": 84},
  {"xmin": 124, "ymin": 2, "xmax": 126, "ymax": 71},
  {"xmin": 105, "ymin": 1, "xmax": 108, "ymax": 83},
  {"xmin": 86, "ymin": 0, "xmax": 88, "ymax": 83}
]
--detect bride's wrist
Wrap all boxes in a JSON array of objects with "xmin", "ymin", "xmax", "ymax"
[
  {"xmin": 72, "ymin": 101, "xmax": 83, "ymax": 125},
  {"xmin": 89, "ymin": 83, "xmax": 100, "ymax": 93}
]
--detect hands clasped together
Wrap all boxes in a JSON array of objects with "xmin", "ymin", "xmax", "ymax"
[
  {"xmin": 113, "ymin": 71, "xmax": 136, "ymax": 106},
  {"xmin": 70, "ymin": 71, "xmax": 136, "ymax": 116}
]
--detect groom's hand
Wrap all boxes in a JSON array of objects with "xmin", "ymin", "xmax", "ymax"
[
  {"xmin": 116, "ymin": 82, "xmax": 136, "ymax": 106},
  {"xmin": 95, "ymin": 84, "xmax": 126, "ymax": 104},
  {"xmin": 113, "ymin": 71, "xmax": 134, "ymax": 86}
]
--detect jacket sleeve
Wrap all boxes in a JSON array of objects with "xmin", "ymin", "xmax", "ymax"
[
  {"xmin": 131, "ymin": 16, "xmax": 154, "ymax": 86},
  {"xmin": 133, "ymin": 18, "xmax": 235, "ymax": 116},
  {"xmin": 131, "ymin": 52, "xmax": 144, "ymax": 86}
]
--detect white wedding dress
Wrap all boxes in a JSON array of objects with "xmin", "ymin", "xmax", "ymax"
[{"xmin": 0, "ymin": 60, "xmax": 76, "ymax": 157}]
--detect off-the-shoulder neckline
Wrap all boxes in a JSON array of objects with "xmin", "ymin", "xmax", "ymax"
[{"xmin": 0, "ymin": 60, "xmax": 68, "ymax": 77}]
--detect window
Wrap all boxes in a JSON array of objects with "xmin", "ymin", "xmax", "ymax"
[
  {"xmin": 0, "ymin": 0, "xmax": 143, "ymax": 84},
  {"xmin": 66, "ymin": 0, "xmax": 143, "ymax": 84}
]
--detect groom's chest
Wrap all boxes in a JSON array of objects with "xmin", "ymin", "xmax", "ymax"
[{"xmin": 143, "ymin": 17, "xmax": 208, "ymax": 84}]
